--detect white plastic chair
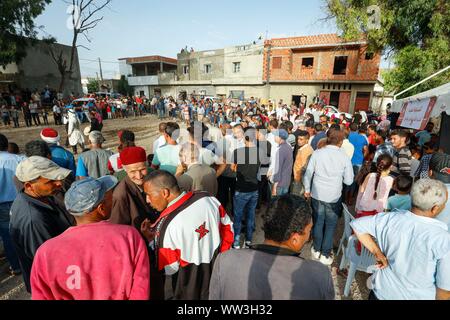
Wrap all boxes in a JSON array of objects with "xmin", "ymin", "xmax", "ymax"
[
  {"xmin": 342, "ymin": 235, "xmax": 377, "ymax": 297},
  {"xmin": 336, "ymin": 203, "xmax": 355, "ymax": 258}
]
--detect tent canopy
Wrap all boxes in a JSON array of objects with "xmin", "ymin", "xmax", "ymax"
[{"xmin": 391, "ymin": 82, "xmax": 450, "ymax": 117}]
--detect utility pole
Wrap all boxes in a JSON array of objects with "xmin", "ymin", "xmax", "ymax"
[
  {"xmin": 98, "ymin": 57, "xmax": 104, "ymax": 91},
  {"xmin": 265, "ymin": 43, "xmax": 272, "ymax": 100}
]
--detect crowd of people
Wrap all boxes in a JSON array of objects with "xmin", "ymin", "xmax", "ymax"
[
  {"xmin": 0, "ymin": 93, "xmax": 449, "ymax": 300},
  {"xmin": 0, "ymin": 87, "xmax": 160, "ymax": 131}
]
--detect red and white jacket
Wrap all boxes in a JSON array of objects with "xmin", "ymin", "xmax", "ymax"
[{"xmin": 151, "ymin": 191, "xmax": 233, "ymax": 300}]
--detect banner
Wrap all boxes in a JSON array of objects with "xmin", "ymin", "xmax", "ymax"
[{"xmin": 396, "ymin": 96, "xmax": 437, "ymax": 130}]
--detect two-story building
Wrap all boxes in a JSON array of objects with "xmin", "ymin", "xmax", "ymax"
[
  {"xmin": 263, "ymin": 34, "xmax": 381, "ymax": 113},
  {"xmin": 118, "ymin": 55, "xmax": 177, "ymax": 97},
  {"xmin": 173, "ymin": 44, "xmax": 265, "ymax": 100},
  {"xmin": 120, "ymin": 43, "xmax": 265, "ymax": 100}
]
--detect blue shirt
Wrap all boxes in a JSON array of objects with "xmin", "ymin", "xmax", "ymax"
[
  {"xmin": 348, "ymin": 132, "xmax": 368, "ymax": 166},
  {"xmin": 303, "ymin": 145, "xmax": 354, "ymax": 203},
  {"xmin": 437, "ymin": 184, "xmax": 450, "ymax": 230},
  {"xmin": 416, "ymin": 131, "xmax": 431, "ymax": 147},
  {"xmin": 49, "ymin": 145, "xmax": 76, "ymax": 176},
  {"xmin": 76, "ymin": 157, "xmax": 88, "ymax": 177},
  {"xmin": 0, "ymin": 152, "xmax": 25, "ymax": 203},
  {"xmin": 310, "ymin": 131, "xmax": 327, "ymax": 150},
  {"xmin": 387, "ymin": 194, "xmax": 412, "ymax": 211},
  {"xmin": 351, "ymin": 210, "xmax": 450, "ymax": 300}
]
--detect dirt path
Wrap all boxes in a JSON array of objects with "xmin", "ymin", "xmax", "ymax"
[{"xmin": 0, "ymin": 114, "xmax": 166, "ymax": 156}]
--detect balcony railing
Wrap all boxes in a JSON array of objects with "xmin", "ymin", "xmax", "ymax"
[{"xmin": 127, "ymin": 75, "xmax": 158, "ymax": 86}]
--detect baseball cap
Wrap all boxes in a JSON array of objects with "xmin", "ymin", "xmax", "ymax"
[
  {"xmin": 273, "ymin": 129, "xmax": 289, "ymax": 140},
  {"xmin": 64, "ymin": 176, "xmax": 118, "ymax": 216},
  {"xmin": 16, "ymin": 156, "xmax": 72, "ymax": 182}
]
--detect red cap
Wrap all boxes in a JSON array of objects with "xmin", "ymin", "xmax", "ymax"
[
  {"xmin": 40, "ymin": 128, "xmax": 60, "ymax": 144},
  {"xmin": 41, "ymin": 128, "xmax": 59, "ymax": 138},
  {"xmin": 120, "ymin": 147, "xmax": 147, "ymax": 166}
]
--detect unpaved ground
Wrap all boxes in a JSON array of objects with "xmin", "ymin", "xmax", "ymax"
[{"xmin": 0, "ymin": 114, "xmax": 370, "ymax": 300}]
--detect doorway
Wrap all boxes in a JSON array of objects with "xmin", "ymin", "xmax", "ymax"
[
  {"xmin": 329, "ymin": 91, "xmax": 340, "ymax": 107},
  {"xmin": 355, "ymin": 92, "xmax": 371, "ymax": 112},
  {"xmin": 292, "ymin": 95, "xmax": 301, "ymax": 107}
]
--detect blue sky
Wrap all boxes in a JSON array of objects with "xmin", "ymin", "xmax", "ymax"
[{"xmin": 35, "ymin": 0, "xmax": 388, "ymax": 78}]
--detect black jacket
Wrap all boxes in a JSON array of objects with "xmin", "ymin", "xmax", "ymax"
[{"xmin": 9, "ymin": 192, "xmax": 74, "ymax": 292}]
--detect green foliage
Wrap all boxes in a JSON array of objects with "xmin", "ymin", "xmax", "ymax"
[
  {"xmin": 87, "ymin": 78, "xmax": 99, "ymax": 93},
  {"xmin": 0, "ymin": 0, "xmax": 51, "ymax": 67},
  {"xmin": 118, "ymin": 76, "xmax": 133, "ymax": 96},
  {"xmin": 326, "ymin": 0, "xmax": 450, "ymax": 97}
]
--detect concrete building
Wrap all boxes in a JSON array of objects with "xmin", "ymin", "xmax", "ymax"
[
  {"xmin": 263, "ymin": 34, "xmax": 381, "ymax": 113},
  {"xmin": 0, "ymin": 40, "xmax": 82, "ymax": 96},
  {"xmin": 119, "ymin": 43, "xmax": 265, "ymax": 100},
  {"xmin": 118, "ymin": 34, "xmax": 381, "ymax": 112},
  {"xmin": 371, "ymin": 69, "xmax": 394, "ymax": 114},
  {"xmin": 118, "ymin": 55, "xmax": 177, "ymax": 97},
  {"xmin": 215, "ymin": 43, "xmax": 265, "ymax": 99}
]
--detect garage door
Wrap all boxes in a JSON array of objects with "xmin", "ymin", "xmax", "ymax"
[{"xmin": 355, "ymin": 92, "xmax": 371, "ymax": 112}]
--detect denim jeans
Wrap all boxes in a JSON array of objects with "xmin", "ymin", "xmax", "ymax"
[
  {"xmin": 233, "ymin": 191, "xmax": 258, "ymax": 244},
  {"xmin": 311, "ymin": 198, "xmax": 341, "ymax": 257},
  {"xmin": 0, "ymin": 202, "xmax": 21, "ymax": 271},
  {"xmin": 269, "ymin": 182, "xmax": 290, "ymax": 198}
]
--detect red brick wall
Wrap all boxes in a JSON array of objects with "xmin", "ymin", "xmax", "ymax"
[{"xmin": 263, "ymin": 45, "xmax": 380, "ymax": 82}]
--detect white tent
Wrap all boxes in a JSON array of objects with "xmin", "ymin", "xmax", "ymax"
[{"xmin": 391, "ymin": 82, "xmax": 450, "ymax": 118}]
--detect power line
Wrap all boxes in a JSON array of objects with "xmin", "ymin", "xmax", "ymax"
[{"xmin": 80, "ymin": 58, "xmax": 119, "ymax": 64}]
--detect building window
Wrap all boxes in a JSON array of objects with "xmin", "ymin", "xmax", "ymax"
[
  {"xmin": 230, "ymin": 90, "xmax": 245, "ymax": 100},
  {"xmin": 183, "ymin": 65, "xmax": 189, "ymax": 74},
  {"xmin": 365, "ymin": 52, "xmax": 374, "ymax": 60},
  {"xmin": 272, "ymin": 57, "xmax": 282, "ymax": 69},
  {"xmin": 237, "ymin": 45, "xmax": 249, "ymax": 51},
  {"xmin": 302, "ymin": 57, "xmax": 314, "ymax": 68},
  {"xmin": 333, "ymin": 56, "xmax": 348, "ymax": 75},
  {"xmin": 204, "ymin": 64, "xmax": 212, "ymax": 74},
  {"xmin": 233, "ymin": 62, "xmax": 241, "ymax": 73}
]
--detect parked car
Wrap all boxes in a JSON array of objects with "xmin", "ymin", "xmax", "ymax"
[
  {"xmin": 71, "ymin": 98, "xmax": 96, "ymax": 123},
  {"xmin": 323, "ymin": 105, "xmax": 352, "ymax": 120}
]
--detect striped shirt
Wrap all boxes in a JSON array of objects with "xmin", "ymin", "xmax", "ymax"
[{"xmin": 391, "ymin": 146, "xmax": 412, "ymax": 176}]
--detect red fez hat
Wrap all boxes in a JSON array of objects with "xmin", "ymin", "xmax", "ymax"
[
  {"xmin": 120, "ymin": 146, "xmax": 147, "ymax": 165},
  {"xmin": 40, "ymin": 128, "xmax": 60, "ymax": 144}
]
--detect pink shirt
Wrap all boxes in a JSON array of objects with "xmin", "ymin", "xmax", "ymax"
[
  {"xmin": 31, "ymin": 221, "xmax": 150, "ymax": 300},
  {"xmin": 356, "ymin": 173, "xmax": 394, "ymax": 213}
]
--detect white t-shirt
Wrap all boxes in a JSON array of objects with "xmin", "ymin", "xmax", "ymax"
[
  {"xmin": 153, "ymin": 135, "xmax": 166, "ymax": 154},
  {"xmin": 199, "ymin": 148, "xmax": 221, "ymax": 166}
]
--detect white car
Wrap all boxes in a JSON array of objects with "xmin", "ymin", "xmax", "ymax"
[{"xmin": 323, "ymin": 105, "xmax": 352, "ymax": 120}]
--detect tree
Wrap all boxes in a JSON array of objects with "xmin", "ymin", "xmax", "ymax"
[
  {"xmin": 87, "ymin": 78, "xmax": 99, "ymax": 93},
  {"xmin": 117, "ymin": 75, "xmax": 133, "ymax": 97},
  {"xmin": 325, "ymin": 0, "xmax": 450, "ymax": 98},
  {"xmin": 46, "ymin": 0, "xmax": 112, "ymax": 94},
  {"xmin": 0, "ymin": 0, "xmax": 51, "ymax": 67}
]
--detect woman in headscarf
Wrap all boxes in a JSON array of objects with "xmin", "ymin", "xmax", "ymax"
[{"xmin": 67, "ymin": 108, "xmax": 85, "ymax": 154}]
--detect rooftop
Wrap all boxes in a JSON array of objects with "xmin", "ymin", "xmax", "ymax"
[
  {"xmin": 118, "ymin": 55, "xmax": 177, "ymax": 65},
  {"xmin": 265, "ymin": 33, "xmax": 367, "ymax": 48}
]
